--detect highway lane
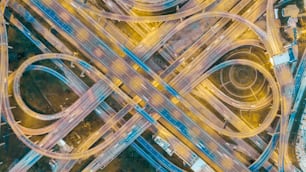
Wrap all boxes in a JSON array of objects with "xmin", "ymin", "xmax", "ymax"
[
  {"xmin": 130, "ymin": 143, "xmax": 168, "ymax": 172},
  {"xmin": 287, "ymin": 50, "xmax": 306, "ymax": 171},
  {"xmin": 294, "ymin": 105, "xmax": 306, "ymax": 171},
  {"xmin": 116, "ymin": 0, "xmax": 187, "ymax": 13},
  {"xmin": 135, "ymin": 136, "xmax": 183, "ymax": 172},
  {"xmin": 266, "ymin": 0, "xmax": 283, "ymax": 55},
  {"xmin": 8, "ymin": 0, "xmax": 262, "ymax": 117},
  {"xmin": 72, "ymin": 0, "xmax": 213, "ymax": 22},
  {"xmin": 291, "ymin": 50, "xmax": 306, "ymax": 124},
  {"xmin": 0, "ymin": 17, "xmax": 5, "ymax": 133},
  {"xmin": 26, "ymin": 0, "xmax": 250, "ymax": 171},
  {"xmin": 289, "ymin": 49, "xmax": 306, "ymax": 131},
  {"xmin": 273, "ymin": 64, "xmax": 294, "ymax": 172},
  {"xmin": 0, "ymin": 0, "xmax": 8, "ymax": 13},
  {"xmin": 249, "ymin": 123, "xmax": 280, "ymax": 171},
  {"xmin": 292, "ymin": 50, "xmax": 306, "ymax": 104},
  {"xmin": 0, "ymin": 1, "xmax": 8, "ymax": 137}
]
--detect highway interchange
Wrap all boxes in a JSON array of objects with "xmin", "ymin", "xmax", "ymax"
[{"xmin": 0, "ymin": 0, "xmax": 305, "ymax": 171}]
